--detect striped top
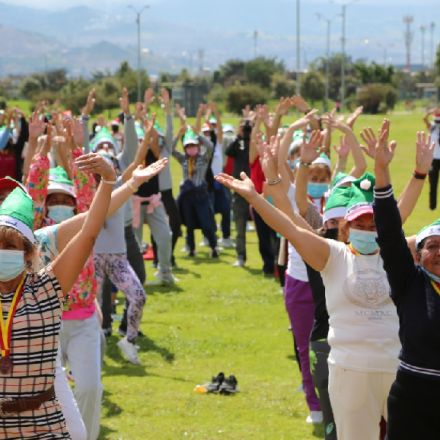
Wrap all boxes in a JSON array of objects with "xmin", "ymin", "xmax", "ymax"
[
  {"xmin": 171, "ymin": 135, "xmax": 214, "ymax": 187},
  {"xmin": 0, "ymin": 266, "xmax": 70, "ymax": 439}
]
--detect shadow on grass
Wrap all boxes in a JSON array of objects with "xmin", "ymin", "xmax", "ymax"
[
  {"xmin": 145, "ymin": 283, "xmax": 185, "ymax": 295},
  {"xmin": 105, "ymin": 335, "xmax": 175, "ymax": 365},
  {"xmin": 312, "ymin": 423, "xmax": 325, "ymax": 438}
]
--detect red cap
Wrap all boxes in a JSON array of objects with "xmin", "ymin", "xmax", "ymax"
[{"xmin": 0, "ymin": 177, "xmax": 25, "ymax": 193}]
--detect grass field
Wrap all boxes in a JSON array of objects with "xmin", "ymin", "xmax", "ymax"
[{"xmin": 83, "ymin": 113, "xmax": 437, "ymax": 440}]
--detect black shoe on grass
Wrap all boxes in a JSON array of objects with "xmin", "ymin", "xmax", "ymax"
[
  {"xmin": 206, "ymin": 372, "xmax": 225, "ymax": 393},
  {"xmin": 219, "ymin": 375, "xmax": 238, "ymax": 394}
]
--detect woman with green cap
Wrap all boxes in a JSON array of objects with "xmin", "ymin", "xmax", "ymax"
[
  {"xmin": 0, "ymin": 151, "xmax": 115, "ymax": 439},
  {"xmin": 215, "ymin": 124, "xmax": 433, "ymax": 440},
  {"xmin": 373, "ymin": 124, "xmax": 440, "ymax": 439}
]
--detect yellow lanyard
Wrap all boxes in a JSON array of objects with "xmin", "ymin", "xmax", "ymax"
[
  {"xmin": 430, "ymin": 280, "xmax": 440, "ymax": 298},
  {"xmin": 0, "ymin": 274, "xmax": 25, "ymax": 357},
  {"xmin": 349, "ymin": 244, "xmax": 361, "ymax": 255}
]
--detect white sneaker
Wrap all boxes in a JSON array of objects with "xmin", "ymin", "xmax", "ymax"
[
  {"xmin": 218, "ymin": 238, "xmax": 235, "ymax": 248},
  {"xmin": 199, "ymin": 237, "xmax": 210, "ymax": 247},
  {"xmin": 246, "ymin": 222, "xmax": 254, "ymax": 231},
  {"xmin": 180, "ymin": 244, "xmax": 190, "ymax": 252},
  {"xmin": 232, "ymin": 258, "xmax": 245, "ymax": 267},
  {"xmin": 306, "ymin": 411, "xmax": 323, "ymax": 424},
  {"xmin": 154, "ymin": 271, "xmax": 179, "ymax": 283},
  {"xmin": 118, "ymin": 337, "xmax": 140, "ymax": 364}
]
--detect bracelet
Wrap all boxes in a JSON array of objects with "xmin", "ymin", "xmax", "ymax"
[
  {"xmin": 127, "ymin": 180, "xmax": 139, "ymax": 193},
  {"xmin": 413, "ymin": 170, "xmax": 427, "ymax": 180},
  {"xmin": 266, "ymin": 174, "xmax": 282, "ymax": 186},
  {"xmin": 101, "ymin": 177, "xmax": 118, "ymax": 186},
  {"xmin": 299, "ymin": 161, "xmax": 312, "ymax": 167}
]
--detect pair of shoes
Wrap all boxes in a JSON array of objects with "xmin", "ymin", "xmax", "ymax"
[
  {"xmin": 155, "ymin": 270, "xmax": 179, "ymax": 283},
  {"xmin": 103, "ymin": 327, "xmax": 112, "ymax": 337},
  {"xmin": 218, "ymin": 237, "xmax": 235, "ymax": 248},
  {"xmin": 118, "ymin": 327, "xmax": 145, "ymax": 338},
  {"xmin": 211, "ymin": 249, "xmax": 219, "ymax": 258},
  {"xmin": 232, "ymin": 258, "xmax": 245, "ymax": 267},
  {"xmin": 206, "ymin": 372, "xmax": 239, "ymax": 394},
  {"xmin": 306, "ymin": 411, "xmax": 323, "ymax": 424},
  {"xmin": 199, "ymin": 237, "xmax": 210, "ymax": 247},
  {"xmin": 118, "ymin": 337, "xmax": 140, "ymax": 364},
  {"xmin": 180, "ymin": 244, "xmax": 190, "ymax": 252},
  {"xmin": 187, "ymin": 250, "xmax": 196, "ymax": 257}
]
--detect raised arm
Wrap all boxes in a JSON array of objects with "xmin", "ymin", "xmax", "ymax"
[
  {"xmin": 373, "ymin": 119, "xmax": 417, "ymax": 298},
  {"xmin": 210, "ymin": 102, "xmax": 222, "ymax": 145},
  {"xmin": 195, "ymin": 104, "xmax": 206, "ymax": 135},
  {"xmin": 215, "ymin": 139, "xmax": 330, "ymax": 271},
  {"xmin": 81, "ymin": 89, "xmax": 95, "ymax": 154},
  {"xmin": 295, "ymin": 131, "xmax": 325, "ymax": 217},
  {"xmin": 52, "ymin": 154, "xmax": 115, "ymax": 296},
  {"xmin": 397, "ymin": 131, "xmax": 434, "ymax": 224},
  {"xmin": 171, "ymin": 124, "xmax": 187, "ymax": 163},
  {"xmin": 119, "ymin": 88, "xmax": 137, "ymax": 169},
  {"xmin": 423, "ymin": 108, "xmax": 436, "ymax": 131}
]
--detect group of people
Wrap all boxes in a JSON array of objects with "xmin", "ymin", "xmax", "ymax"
[{"xmin": 0, "ymin": 87, "xmax": 439, "ymax": 440}]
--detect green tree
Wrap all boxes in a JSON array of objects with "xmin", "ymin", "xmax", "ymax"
[
  {"xmin": 20, "ymin": 77, "xmax": 42, "ymax": 100},
  {"xmin": 217, "ymin": 59, "xmax": 246, "ymax": 86},
  {"xmin": 301, "ymin": 71, "xmax": 325, "ymax": 105},
  {"xmin": 271, "ymin": 73, "xmax": 296, "ymax": 99},
  {"xmin": 115, "ymin": 61, "xmax": 150, "ymax": 102},
  {"xmin": 178, "ymin": 68, "xmax": 193, "ymax": 84},
  {"xmin": 225, "ymin": 84, "xmax": 268, "ymax": 114},
  {"xmin": 354, "ymin": 62, "xmax": 394, "ymax": 85},
  {"xmin": 244, "ymin": 56, "xmax": 285, "ymax": 89}
]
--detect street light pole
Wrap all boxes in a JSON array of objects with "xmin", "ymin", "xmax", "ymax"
[
  {"xmin": 128, "ymin": 4, "xmax": 150, "ymax": 102},
  {"xmin": 296, "ymin": 0, "xmax": 301, "ymax": 97},
  {"xmin": 430, "ymin": 22, "xmax": 436, "ymax": 69},
  {"xmin": 420, "ymin": 25, "xmax": 427, "ymax": 69},
  {"xmin": 317, "ymin": 13, "xmax": 338, "ymax": 112}
]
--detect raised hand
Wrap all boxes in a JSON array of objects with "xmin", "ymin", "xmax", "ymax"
[
  {"xmin": 144, "ymin": 113, "xmax": 156, "ymax": 137},
  {"xmin": 215, "ymin": 172, "xmax": 258, "ymax": 202},
  {"xmin": 242, "ymin": 105, "xmax": 251, "ymax": 119},
  {"xmin": 291, "ymin": 95, "xmax": 310, "ymax": 113},
  {"xmin": 177, "ymin": 124, "xmax": 187, "ymax": 138},
  {"xmin": 346, "ymin": 106, "xmax": 363, "ymax": 129},
  {"xmin": 39, "ymin": 123, "xmax": 52, "ymax": 157},
  {"xmin": 75, "ymin": 153, "xmax": 117, "ymax": 181},
  {"xmin": 322, "ymin": 112, "xmax": 349, "ymax": 134},
  {"xmin": 333, "ymin": 134, "xmax": 351, "ymax": 158},
  {"xmin": 300, "ymin": 130, "xmax": 325, "ymax": 163},
  {"xmin": 132, "ymin": 158, "xmax": 168, "ymax": 184},
  {"xmin": 83, "ymin": 89, "xmax": 96, "ymax": 116},
  {"xmin": 28, "ymin": 111, "xmax": 46, "ymax": 139},
  {"xmin": 144, "ymin": 89, "xmax": 155, "ymax": 108},
  {"xmin": 160, "ymin": 88, "xmax": 170, "ymax": 105},
  {"xmin": 415, "ymin": 131, "xmax": 434, "ymax": 174},
  {"xmin": 175, "ymin": 103, "xmax": 186, "ymax": 124},
  {"xmin": 256, "ymin": 135, "xmax": 281, "ymax": 181},
  {"xmin": 119, "ymin": 88, "xmax": 130, "ymax": 114},
  {"xmin": 63, "ymin": 119, "xmax": 76, "ymax": 152},
  {"xmin": 359, "ymin": 127, "xmax": 378, "ymax": 159},
  {"xmin": 276, "ymin": 97, "xmax": 292, "ymax": 116},
  {"xmin": 71, "ymin": 117, "xmax": 83, "ymax": 147},
  {"xmin": 375, "ymin": 119, "xmax": 396, "ymax": 169}
]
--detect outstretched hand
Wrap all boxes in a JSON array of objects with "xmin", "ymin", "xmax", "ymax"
[
  {"xmin": 75, "ymin": 153, "xmax": 117, "ymax": 181},
  {"xmin": 333, "ymin": 134, "xmax": 351, "ymax": 159},
  {"xmin": 215, "ymin": 172, "xmax": 258, "ymax": 202},
  {"xmin": 84, "ymin": 89, "xmax": 96, "ymax": 116},
  {"xmin": 415, "ymin": 131, "xmax": 434, "ymax": 174},
  {"xmin": 120, "ymin": 88, "xmax": 130, "ymax": 114},
  {"xmin": 374, "ymin": 119, "xmax": 396, "ymax": 169},
  {"xmin": 29, "ymin": 111, "xmax": 46, "ymax": 139},
  {"xmin": 132, "ymin": 158, "xmax": 168, "ymax": 185},
  {"xmin": 300, "ymin": 130, "xmax": 325, "ymax": 163},
  {"xmin": 359, "ymin": 127, "xmax": 378, "ymax": 159},
  {"xmin": 144, "ymin": 89, "xmax": 155, "ymax": 108},
  {"xmin": 256, "ymin": 134, "xmax": 280, "ymax": 181},
  {"xmin": 291, "ymin": 95, "xmax": 310, "ymax": 113}
]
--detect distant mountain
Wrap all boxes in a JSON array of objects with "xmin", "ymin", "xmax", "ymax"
[{"xmin": 0, "ymin": 0, "xmax": 436, "ymax": 76}]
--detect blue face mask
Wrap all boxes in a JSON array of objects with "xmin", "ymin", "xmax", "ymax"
[
  {"xmin": 0, "ymin": 250, "xmax": 25, "ymax": 282},
  {"xmin": 421, "ymin": 267, "xmax": 440, "ymax": 283},
  {"xmin": 349, "ymin": 228, "xmax": 379, "ymax": 255},
  {"xmin": 47, "ymin": 205, "xmax": 75, "ymax": 224},
  {"xmin": 307, "ymin": 182, "xmax": 329, "ymax": 199}
]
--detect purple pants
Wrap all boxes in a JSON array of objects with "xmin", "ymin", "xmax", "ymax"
[{"xmin": 285, "ymin": 274, "xmax": 321, "ymax": 411}]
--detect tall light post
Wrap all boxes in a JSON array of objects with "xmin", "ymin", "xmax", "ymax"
[
  {"xmin": 296, "ymin": 0, "xmax": 301, "ymax": 97},
  {"xmin": 430, "ymin": 22, "xmax": 436, "ymax": 69},
  {"xmin": 420, "ymin": 25, "xmax": 427, "ymax": 69},
  {"xmin": 316, "ymin": 13, "xmax": 339, "ymax": 112},
  {"xmin": 128, "ymin": 4, "xmax": 150, "ymax": 102},
  {"xmin": 332, "ymin": 0, "xmax": 359, "ymax": 113}
]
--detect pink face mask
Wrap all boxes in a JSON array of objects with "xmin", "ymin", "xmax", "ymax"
[{"xmin": 185, "ymin": 146, "xmax": 199, "ymax": 157}]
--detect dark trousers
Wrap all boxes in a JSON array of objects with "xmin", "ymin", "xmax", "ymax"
[
  {"xmin": 232, "ymin": 193, "xmax": 249, "ymax": 261},
  {"xmin": 429, "ymin": 159, "xmax": 440, "ymax": 209},
  {"xmin": 102, "ymin": 226, "xmax": 146, "ymax": 330},
  {"xmin": 310, "ymin": 340, "xmax": 337, "ymax": 440},
  {"xmin": 153, "ymin": 189, "xmax": 181, "ymax": 266},
  {"xmin": 181, "ymin": 191, "xmax": 217, "ymax": 251},
  {"xmin": 209, "ymin": 184, "xmax": 231, "ymax": 239},
  {"xmin": 387, "ymin": 369, "xmax": 440, "ymax": 439},
  {"xmin": 252, "ymin": 206, "xmax": 275, "ymax": 273}
]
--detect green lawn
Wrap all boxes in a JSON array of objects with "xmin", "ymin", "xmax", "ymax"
[{"xmin": 90, "ymin": 113, "xmax": 437, "ymax": 440}]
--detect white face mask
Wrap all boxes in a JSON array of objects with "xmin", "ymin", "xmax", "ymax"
[{"xmin": 0, "ymin": 250, "xmax": 25, "ymax": 282}]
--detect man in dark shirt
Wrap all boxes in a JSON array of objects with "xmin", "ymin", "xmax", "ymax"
[{"xmin": 225, "ymin": 120, "xmax": 251, "ymax": 266}]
